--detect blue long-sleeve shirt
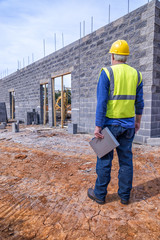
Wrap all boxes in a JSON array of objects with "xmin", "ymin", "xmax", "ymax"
[{"xmin": 95, "ymin": 69, "xmax": 144, "ymax": 128}]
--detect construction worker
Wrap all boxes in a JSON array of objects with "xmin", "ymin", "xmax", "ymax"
[{"xmin": 88, "ymin": 40, "xmax": 144, "ymax": 205}]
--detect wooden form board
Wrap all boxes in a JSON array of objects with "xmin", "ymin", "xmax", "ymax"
[
  {"xmin": 43, "ymin": 84, "xmax": 47, "ymax": 125},
  {"xmin": 10, "ymin": 91, "xmax": 15, "ymax": 120},
  {"xmin": 52, "ymin": 78, "xmax": 56, "ymax": 127},
  {"xmin": 61, "ymin": 75, "xmax": 64, "ymax": 128},
  {"xmin": 12, "ymin": 94, "xmax": 14, "ymax": 120}
]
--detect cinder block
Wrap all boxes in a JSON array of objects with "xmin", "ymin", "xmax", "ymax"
[
  {"xmin": 134, "ymin": 135, "xmax": 144, "ymax": 144},
  {"xmin": 12, "ymin": 122, "xmax": 19, "ymax": 133},
  {"xmin": 68, "ymin": 123, "xmax": 77, "ymax": 134},
  {"xmin": 146, "ymin": 137, "xmax": 160, "ymax": 146}
]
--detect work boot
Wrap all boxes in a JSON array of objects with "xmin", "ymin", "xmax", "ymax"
[
  {"xmin": 87, "ymin": 188, "xmax": 105, "ymax": 205},
  {"xmin": 120, "ymin": 199, "xmax": 129, "ymax": 205}
]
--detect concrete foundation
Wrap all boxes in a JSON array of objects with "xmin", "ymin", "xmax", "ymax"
[{"xmin": 146, "ymin": 137, "xmax": 160, "ymax": 146}]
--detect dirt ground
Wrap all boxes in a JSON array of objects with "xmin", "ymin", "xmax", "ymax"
[{"xmin": 0, "ymin": 124, "xmax": 160, "ymax": 240}]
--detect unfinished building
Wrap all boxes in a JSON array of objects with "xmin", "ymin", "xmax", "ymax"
[{"xmin": 0, "ymin": 0, "xmax": 160, "ymax": 145}]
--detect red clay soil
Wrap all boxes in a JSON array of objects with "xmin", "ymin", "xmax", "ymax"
[{"xmin": 0, "ymin": 126, "xmax": 160, "ymax": 240}]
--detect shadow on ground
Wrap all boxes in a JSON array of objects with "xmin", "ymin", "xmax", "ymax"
[{"xmin": 105, "ymin": 177, "xmax": 160, "ymax": 203}]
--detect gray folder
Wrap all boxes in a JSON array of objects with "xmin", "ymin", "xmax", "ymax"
[{"xmin": 89, "ymin": 127, "xmax": 120, "ymax": 158}]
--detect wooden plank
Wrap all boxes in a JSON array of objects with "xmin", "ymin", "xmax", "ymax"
[
  {"xmin": 61, "ymin": 76, "xmax": 64, "ymax": 128},
  {"xmin": 51, "ymin": 72, "xmax": 71, "ymax": 79},
  {"xmin": 43, "ymin": 84, "xmax": 47, "ymax": 125},
  {"xmin": 52, "ymin": 78, "xmax": 56, "ymax": 126},
  {"xmin": 12, "ymin": 93, "xmax": 14, "ymax": 120}
]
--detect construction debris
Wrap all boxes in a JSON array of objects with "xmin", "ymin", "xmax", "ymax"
[{"xmin": 0, "ymin": 122, "xmax": 6, "ymax": 129}]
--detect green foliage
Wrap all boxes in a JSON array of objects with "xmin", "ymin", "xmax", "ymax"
[
  {"xmin": 67, "ymin": 89, "xmax": 71, "ymax": 104},
  {"xmin": 55, "ymin": 90, "xmax": 61, "ymax": 100}
]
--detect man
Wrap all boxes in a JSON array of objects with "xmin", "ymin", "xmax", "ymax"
[{"xmin": 87, "ymin": 40, "xmax": 144, "ymax": 205}]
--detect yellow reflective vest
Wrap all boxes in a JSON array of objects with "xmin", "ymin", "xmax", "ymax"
[{"xmin": 101, "ymin": 64, "xmax": 142, "ymax": 118}]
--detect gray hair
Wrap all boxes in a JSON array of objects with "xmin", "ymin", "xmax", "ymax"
[{"xmin": 114, "ymin": 54, "xmax": 128, "ymax": 62}]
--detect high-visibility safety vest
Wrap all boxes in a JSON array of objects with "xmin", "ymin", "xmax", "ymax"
[{"xmin": 101, "ymin": 64, "xmax": 142, "ymax": 118}]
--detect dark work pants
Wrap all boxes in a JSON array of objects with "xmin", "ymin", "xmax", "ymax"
[{"xmin": 94, "ymin": 125, "xmax": 135, "ymax": 201}]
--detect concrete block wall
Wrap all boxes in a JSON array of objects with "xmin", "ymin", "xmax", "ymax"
[
  {"xmin": 152, "ymin": 0, "xmax": 160, "ymax": 137},
  {"xmin": 0, "ymin": 0, "xmax": 159, "ymax": 144},
  {"xmin": 72, "ymin": 0, "xmax": 157, "ymax": 142}
]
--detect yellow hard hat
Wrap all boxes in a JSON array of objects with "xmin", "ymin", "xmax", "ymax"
[{"xmin": 109, "ymin": 40, "xmax": 130, "ymax": 55}]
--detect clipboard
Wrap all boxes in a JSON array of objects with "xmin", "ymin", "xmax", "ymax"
[{"xmin": 89, "ymin": 127, "xmax": 120, "ymax": 158}]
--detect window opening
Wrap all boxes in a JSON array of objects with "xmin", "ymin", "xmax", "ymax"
[{"xmin": 52, "ymin": 73, "xmax": 71, "ymax": 128}]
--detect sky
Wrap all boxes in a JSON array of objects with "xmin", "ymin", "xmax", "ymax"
[{"xmin": 0, "ymin": 0, "xmax": 150, "ymax": 78}]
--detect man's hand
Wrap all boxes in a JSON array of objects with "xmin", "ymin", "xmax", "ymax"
[
  {"xmin": 135, "ymin": 122, "xmax": 140, "ymax": 133},
  {"xmin": 135, "ymin": 114, "xmax": 142, "ymax": 134},
  {"xmin": 94, "ymin": 126, "xmax": 104, "ymax": 139}
]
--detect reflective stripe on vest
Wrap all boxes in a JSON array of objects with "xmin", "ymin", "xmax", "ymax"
[{"xmin": 106, "ymin": 66, "xmax": 141, "ymax": 100}]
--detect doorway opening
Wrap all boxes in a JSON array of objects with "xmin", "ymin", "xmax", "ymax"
[
  {"xmin": 9, "ymin": 91, "xmax": 15, "ymax": 120},
  {"xmin": 40, "ymin": 83, "xmax": 49, "ymax": 125},
  {"xmin": 52, "ymin": 73, "xmax": 71, "ymax": 127}
]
